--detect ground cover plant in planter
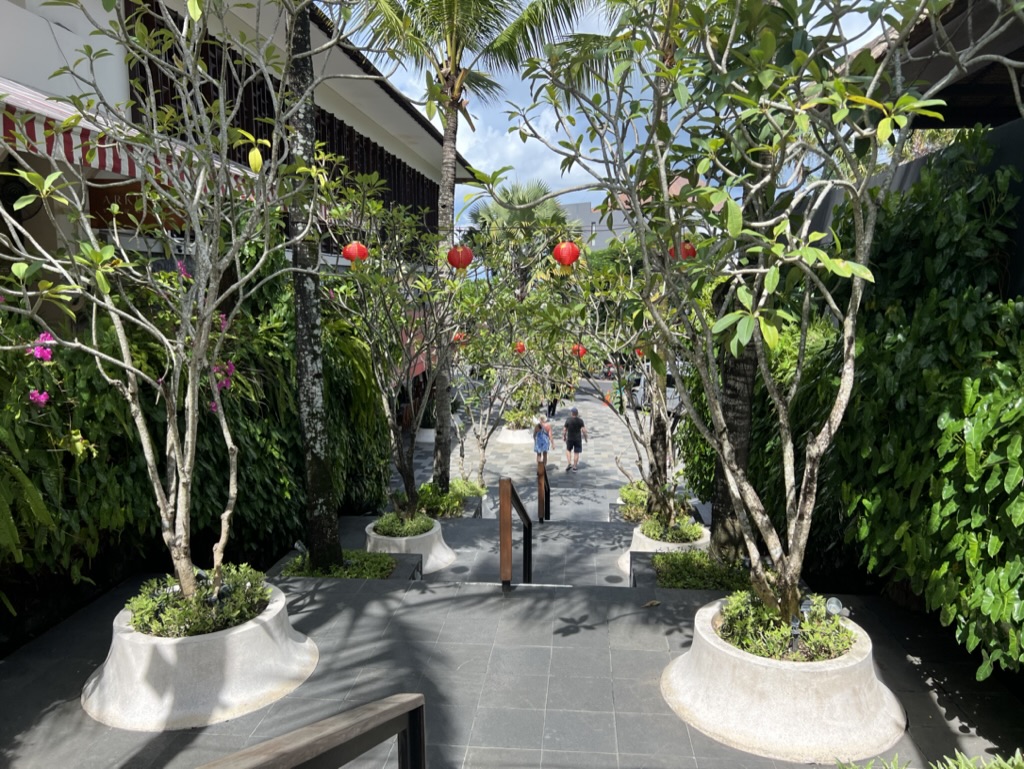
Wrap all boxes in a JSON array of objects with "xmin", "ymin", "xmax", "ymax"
[
  {"xmin": 653, "ymin": 550, "xmax": 750, "ymax": 591},
  {"xmin": 282, "ymin": 551, "xmax": 396, "ymax": 580},
  {"xmin": 837, "ymin": 749, "xmax": 1024, "ymax": 769}
]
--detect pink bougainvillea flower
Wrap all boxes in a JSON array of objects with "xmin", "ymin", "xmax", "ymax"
[
  {"xmin": 32, "ymin": 346, "xmax": 53, "ymax": 361},
  {"xmin": 177, "ymin": 260, "xmax": 192, "ymax": 279},
  {"xmin": 29, "ymin": 389, "xmax": 49, "ymax": 407},
  {"xmin": 209, "ymin": 401, "xmax": 218, "ymax": 413},
  {"xmin": 217, "ymin": 377, "xmax": 232, "ymax": 391},
  {"xmin": 219, "ymin": 313, "xmax": 228, "ymax": 331}
]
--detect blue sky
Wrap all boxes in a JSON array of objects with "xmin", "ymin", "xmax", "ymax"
[{"xmin": 382, "ymin": 8, "xmax": 878, "ymax": 225}]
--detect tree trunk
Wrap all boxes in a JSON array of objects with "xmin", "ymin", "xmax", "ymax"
[
  {"xmin": 289, "ymin": 6, "xmax": 341, "ymax": 569},
  {"xmin": 711, "ymin": 291, "xmax": 757, "ymax": 563},
  {"xmin": 647, "ymin": 407, "xmax": 672, "ymax": 527},
  {"xmin": 433, "ymin": 98, "xmax": 461, "ymax": 493}
]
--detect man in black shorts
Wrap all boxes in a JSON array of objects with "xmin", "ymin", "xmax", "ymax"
[{"xmin": 562, "ymin": 407, "xmax": 588, "ymax": 471}]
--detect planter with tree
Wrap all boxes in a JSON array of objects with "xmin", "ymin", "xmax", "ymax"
[
  {"xmin": 0, "ymin": 0, "xmax": 381, "ymax": 728},
  {"xmin": 491, "ymin": 0, "xmax": 1014, "ymax": 759}
]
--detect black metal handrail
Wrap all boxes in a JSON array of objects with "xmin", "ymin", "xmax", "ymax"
[
  {"xmin": 499, "ymin": 476, "xmax": 532, "ymax": 590},
  {"xmin": 197, "ymin": 693, "xmax": 426, "ymax": 769},
  {"xmin": 537, "ymin": 461, "xmax": 551, "ymax": 522}
]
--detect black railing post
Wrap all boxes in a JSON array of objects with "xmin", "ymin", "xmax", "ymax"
[{"xmin": 396, "ymin": 699, "xmax": 427, "ymax": 769}]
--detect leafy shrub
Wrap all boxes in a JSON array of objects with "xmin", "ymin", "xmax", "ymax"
[
  {"xmin": 837, "ymin": 750, "xmax": 1024, "ymax": 768},
  {"xmin": 718, "ymin": 591, "xmax": 854, "ymax": 662},
  {"xmin": 414, "ymin": 479, "xmax": 486, "ymax": 519},
  {"xmin": 281, "ymin": 550, "xmax": 395, "ymax": 579},
  {"xmin": 653, "ymin": 550, "xmax": 750, "ymax": 590},
  {"xmin": 619, "ymin": 480, "xmax": 649, "ymax": 522},
  {"xmin": 373, "ymin": 512, "xmax": 434, "ymax": 537},
  {"xmin": 416, "ymin": 482, "xmax": 462, "ymax": 518},
  {"xmin": 126, "ymin": 563, "xmax": 270, "ymax": 638},
  {"xmin": 640, "ymin": 516, "xmax": 704, "ymax": 543},
  {"xmin": 503, "ymin": 407, "xmax": 536, "ymax": 430},
  {"xmin": 832, "ymin": 130, "xmax": 1024, "ymax": 679}
]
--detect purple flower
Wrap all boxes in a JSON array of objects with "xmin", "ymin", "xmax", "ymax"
[
  {"xmin": 32, "ymin": 346, "xmax": 53, "ymax": 361},
  {"xmin": 38, "ymin": 332, "xmax": 54, "ymax": 343},
  {"xmin": 219, "ymin": 313, "xmax": 228, "ymax": 331},
  {"xmin": 216, "ymin": 377, "xmax": 232, "ymax": 391},
  {"xmin": 177, "ymin": 260, "xmax": 192, "ymax": 280},
  {"xmin": 29, "ymin": 389, "xmax": 49, "ymax": 407},
  {"xmin": 209, "ymin": 401, "xmax": 218, "ymax": 413}
]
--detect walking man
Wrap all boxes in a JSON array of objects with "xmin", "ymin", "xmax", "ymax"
[{"xmin": 562, "ymin": 406, "xmax": 588, "ymax": 471}]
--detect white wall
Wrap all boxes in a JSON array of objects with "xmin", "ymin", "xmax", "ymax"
[{"xmin": 0, "ymin": 0, "xmax": 128, "ymax": 105}]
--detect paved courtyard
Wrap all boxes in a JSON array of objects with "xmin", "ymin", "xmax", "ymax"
[{"xmin": 1, "ymin": 384, "xmax": 1022, "ymax": 768}]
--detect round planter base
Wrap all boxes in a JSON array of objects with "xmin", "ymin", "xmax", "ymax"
[
  {"xmin": 661, "ymin": 599, "xmax": 906, "ymax": 763},
  {"xmin": 616, "ymin": 524, "xmax": 709, "ymax": 574},
  {"xmin": 81, "ymin": 585, "xmax": 318, "ymax": 731},
  {"xmin": 365, "ymin": 519, "xmax": 456, "ymax": 574}
]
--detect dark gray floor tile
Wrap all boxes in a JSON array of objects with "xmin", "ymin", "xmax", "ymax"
[
  {"xmin": 545, "ymin": 676, "xmax": 614, "ymax": 712},
  {"xmin": 343, "ymin": 669, "xmax": 425, "ymax": 708},
  {"xmin": 619, "ymin": 754, "xmax": 698, "ymax": 769},
  {"xmin": 541, "ymin": 749, "xmax": 618, "ymax": 768},
  {"xmin": 612, "ymin": 678, "xmax": 675, "ymax": 715},
  {"xmin": 439, "ymin": 614, "xmax": 500, "ymax": 645},
  {"xmin": 488, "ymin": 645, "xmax": 552, "ymax": 676},
  {"xmin": 551, "ymin": 620, "xmax": 609, "ymax": 648},
  {"xmin": 550, "ymin": 646, "xmax": 611, "ymax": 678},
  {"xmin": 496, "ymin": 616, "xmax": 556, "ymax": 646},
  {"xmin": 465, "ymin": 746, "xmax": 543, "ymax": 768},
  {"xmin": 429, "ymin": 642, "xmax": 493, "ymax": 678},
  {"xmin": 609, "ymin": 648, "xmax": 672, "ymax": 680},
  {"xmin": 480, "ymin": 672, "xmax": 548, "ymax": 709},
  {"xmin": 426, "ymin": 703, "xmax": 476, "ymax": 746},
  {"xmin": 694, "ymin": 756, "xmax": 777, "ymax": 769},
  {"xmin": 426, "ymin": 743, "xmax": 468, "ymax": 769},
  {"xmin": 542, "ymin": 710, "xmax": 617, "ymax": 753},
  {"xmin": 615, "ymin": 712, "xmax": 691, "ymax": 756},
  {"xmin": 133, "ymin": 732, "xmax": 253, "ymax": 769},
  {"xmin": 687, "ymin": 725, "xmax": 770, "ymax": 761},
  {"xmin": 469, "ymin": 707, "xmax": 545, "ymax": 749}
]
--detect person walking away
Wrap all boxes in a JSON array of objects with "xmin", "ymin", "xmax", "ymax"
[
  {"xmin": 562, "ymin": 407, "xmax": 588, "ymax": 471},
  {"xmin": 546, "ymin": 384, "xmax": 558, "ymax": 418},
  {"xmin": 533, "ymin": 415, "xmax": 552, "ymax": 465}
]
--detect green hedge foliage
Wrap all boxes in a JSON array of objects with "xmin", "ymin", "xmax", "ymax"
[{"xmin": 0, "ymin": 274, "xmax": 388, "ymax": 599}]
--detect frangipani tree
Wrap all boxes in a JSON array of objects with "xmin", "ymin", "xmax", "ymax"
[
  {"xmin": 0, "ymin": 0, "xmax": 355, "ymax": 595},
  {"xmin": 500, "ymin": 0, "xmax": 1020, "ymax": 619},
  {"xmin": 358, "ymin": 0, "xmax": 590, "ymax": 494}
]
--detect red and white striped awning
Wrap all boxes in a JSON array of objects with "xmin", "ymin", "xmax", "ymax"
[{"xmin": 1, "ymin": 75, "xmax": 137, "ymax": 177}]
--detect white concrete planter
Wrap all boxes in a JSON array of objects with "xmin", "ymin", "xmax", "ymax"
[
  {"xmin": 414, "ymin": 427, "xmax": 435, "ymax": 444},
  {"xmin": 365, "ymin": 519, "xmax": 456, "ymax": 574},
  {"xmin": 661, "ymin": 599, "xmax": 906, "ymax": 763},
  {"xmin": 81, "ymin": 585, "xmax": 318, "ymax": 731},
  {"xmin": 496, "ymin": 427, "xmax": 534, "ymax": 445},
  {"xmin": 616, "ymin": 524, "xmax": 709, "ymax": 574}
]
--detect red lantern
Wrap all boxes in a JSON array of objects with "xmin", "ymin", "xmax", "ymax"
[
  {"xmin": 514, "ymin": 341, "xmax": 526, "ymax": 354},
  {"xmin": 452, "ymin": 331, "xmax": 467, "ymax": 345},
  {"xmin": 552, "ymin": 241, "xmax": 581, "ymax": 274},
  {"xmin": 669, "ymin": 239, "xmax": 697, "ymax": 260},
  {"xmin": 342, "ymin": 240, "xmax": 369, "ymax": 261},
  {"xmin": 447, "ymin": 245, "xmax": 474, "ymax": 275},
  {"xmin": 635, "ymin": 347, "xmax": 644, "ymax": 357},
  {"xmin": 571, "ymin": 342, "xmax": 587, "ymax": 359}
]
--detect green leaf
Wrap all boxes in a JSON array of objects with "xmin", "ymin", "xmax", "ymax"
[
  {"xmin": 877, "ymin": 117, "xmax": 893, "ymax": 144},
  {"xmin": 95, "ymin": 270, "xmax": 111, "ymax": 294},
  {"xmin": 764, "ymin": 266, "xmax": 780, "ymax": 294},
  {"xmin": 736, "ymin": 315, "xmax": 756, "ymax": 346},
  {"xmin": 758, "ymin": 317, "xmax": 779, "ymax": 350},
  {"xmin": 187, "ymin": 0, "xmax": 202, "ymax": 20},
  {"xmin": 847, "ymin": 261, "xmax": 875, "ymax": 283},
  {"xmin": 711, "ymin": 311, "xmax": 744, "ymax": 334},
  {"xmin": 1004, "ymin": 464, "xmax": 1023, "ymax": 494},
  {"xmin": 725, "ymin": 198, "xmax": 742, "ymax": 239}
]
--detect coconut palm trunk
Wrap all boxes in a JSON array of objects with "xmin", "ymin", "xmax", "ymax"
[{"xmin": 288, "ymin": 5, "xmax": 341, "ymax": 567}]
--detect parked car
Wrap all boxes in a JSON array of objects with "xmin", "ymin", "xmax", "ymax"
[{"xmin": 630, "ymin": 371, "xmax": 680, "ymax": 412}]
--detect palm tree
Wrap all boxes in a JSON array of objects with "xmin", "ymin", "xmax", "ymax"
[
  {"xmin": 360, "ymin": 0, "xmax": 589, "ymax": 492},
  {"xmin": 468, "ymin": 179, "xmax": 574, "ymax": 301}
]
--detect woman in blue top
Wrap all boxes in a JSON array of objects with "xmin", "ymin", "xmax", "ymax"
[{"xmin": 533, "ymin": 415, "xmax": 552, "ymax": 465}]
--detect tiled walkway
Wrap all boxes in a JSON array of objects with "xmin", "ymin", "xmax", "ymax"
[{"xmin": 1, "ymin": 383, "xmax": 1022, "ymax": 768}]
